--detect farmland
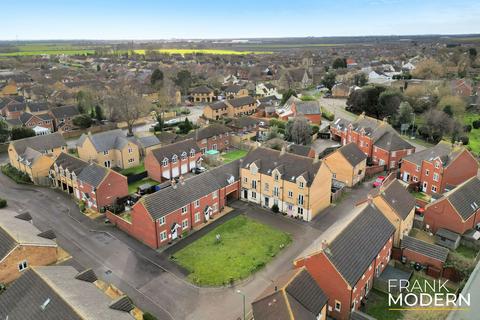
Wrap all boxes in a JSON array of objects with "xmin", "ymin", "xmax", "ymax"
[{"xmin": 132, "ymin": 48, "xmax": 272, "ymax": 55}]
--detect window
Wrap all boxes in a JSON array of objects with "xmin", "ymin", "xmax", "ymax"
[
  {"xmin": 194, "ymin": 200, "xmax": 200, "ymax": 208},
  {"xmin": 425, "ymin": 169, "xmax": 429, "ymax": 176},
  {"xmin": 416, "ymin": 165, "xmax": 420, "ymax": 172},
  {"xmin": 162, "ymin": 158, "xmax": 169, "ymax": 167},
  {"xmin": 334, "ymin": 301, "xmax": 341, "ymax": 312},
  {"xmin": 274, "ymin": 174, "xmax": 279, "ymax": 181},
  {"xmin": 103, "ymin": 150, "xmax": 109, "ymax": 155},
  {"xmin": 332, "ymin": 173, "xmax": 337, "ymax": 179},
  {"xmin": 128, "ymin": 148, "xmax": 132, "ymax": 154},
  {"xmin": 435, "ymin": 161, "xmax": 440, "ymax": 169},
  {"xmin": 252, "ymin": 180, "xmax": 257, "ymax": 189},
  {"xmin": 181, "ymin": 152, "xmax": 187, "ymax": 160},
  {"xmin": 252, "ymin": 191, "xmax": 257, "ymax": 199},
  {"xmin": 194, "ymin": 212, "xmax": 200, "ymax": 223},
  {"xmin": 298, "ymin": 207, "xmax": 304, "ymax": 215},
  {"xmin": 431, "ymin": 185, "xmax": 437, "ymax": 193},
  {"xmin": 433, "ymin": 173, "xmax": 439, "ymax": 182},
  {"xmin": 413, "ymin": 176, "xmax": 418, "ymax": 182},
  {"xmin": 190, "ymin": 149, "xmax": 195, "ymax": 157},
  {"xmin": 182, "ymin": 219, "xmax": 188, "ymax": 229},
  {"xmin": 213, "ymin": 203, "xmax": 218, "ymax": 212},
  {"xmin": 287, "ymin": 204, "xmax": 293, "ymax": 211},
  {"xmin": 212, "ymin": 144, "xmax": 217, "ymax": 150},
  {"xmin": 160, "ymin": 231, "xmax": 167, "ymax": 242},
  {"xmin": 250, "ymin": 166, "xmax": 257, "ymax": 174},
  {"xmin": 213, "ymin": 190, "xmax": 218, "ymax": 199},
  {"xmin": 181, "ymin": 206, "xmax": 187, "ymax": 214},
  {"xmin": 264, "ymin": 183, "xmax": 269, "ymax": 191},
  {"xmin": 288, "ymin": 191, "xmax": 293, "ymax": 198},
  {"xmin": 243, "ymin": 177, "xmax": 248, "ymax": 183},
  {"xmin": 298, "ymin": 181, "xmax": 304, "ymax": 188},
  {"xmin": 172, "ymin": 155, "xmax": 178, "ymax": 164},
  {"xmin": 159, "ymin": 216, "xmax": 166, "ymax": 225},
  {"xmin": 128, "ymin": 158, "xmax": 134, "ymax": 163},
  {"xmin": 18, "ymin": 260, "xmax": 28, "ymax": 272},
  {"xmin": 298, "ymin": 194, "xmax": 304, "ymax": 206}
]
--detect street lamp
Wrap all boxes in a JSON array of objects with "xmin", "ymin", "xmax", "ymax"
[
  {"xmin": 236, "ymin": 289, "xmax": 246, "ymax": 320},
  {"xmin": 410, "ymin": 112, "xmax": 416, "ymax": 139}
]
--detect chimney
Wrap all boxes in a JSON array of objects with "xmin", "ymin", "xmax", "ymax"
[
  {"xmin": 274, "ymin": 286, "xmax": 278, "ymax": 292},
  {"xmin": 179, "ymin": 175, "xmax": 185, "ymax": 185},
  {"xmin": 280, "ymin": 146, "xmax": 286, "ymax": 155},
  {"xmin": 359, "ymin": 111, "xmax": 366, "ymax": 119},
  {"xmin": 382, "ymin": 117, "xmax": 389, "ymax": 124},
  {"xmin": 171, "ymin": 179, "xmax": 177, "ymax": 189},
  {"xmin": 367, "ymin": 194, "xmax": 373, "ymax": 204},
  {"xmin": 321, "ymin": 239, "xmax": 328, "ymax": 251},
  {"xmin": 313, "ymin": 153, "xmax": 320, "ymax": 164}
]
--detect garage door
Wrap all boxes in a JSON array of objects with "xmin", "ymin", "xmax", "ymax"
[
  {"xmin": 190, "ymin": 161, "xmax": 196, "ymax": 169},
  {"xmin": 162, "ymin": 170, "xmax": 171, "ymax": 180},
  {"xmin": 181, "ymin": 163, "xmax": 188, "ymax": 174},
  {"xmin": 172, "ymin": 166, "xmax": 179, "ymax": 178}
]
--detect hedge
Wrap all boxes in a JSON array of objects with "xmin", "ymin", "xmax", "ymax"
[
  {"xmin": 1, "ymin": 164, "xmax": 33, "ymax": 184},
  {"xmin": 0, "ymin": 198, "xmax": 6, "ymax": 208}
]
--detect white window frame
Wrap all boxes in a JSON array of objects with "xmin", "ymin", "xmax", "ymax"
[
  {"xmin": 182, "ymin": 219, "xmax": 188, "ymax": 229},
  {"xmin": 159, "ymin": 216, "xmax": 166, "ymax": 225},
  {"xmin": 194, "ymin": 212, "xmax": 200, "ymax": 223},
  {"xmin": 334, "ymin": 301, "xmax": 341, "ymax": 312},
  {"xmin": 18, "ymin": 260, "xmax": 28, "ymax": 272},
  {"xmin": 160, "ymin": 231, "xmax": 167, "ymax": 242},
  {"xmin": 181, "ymin": 206, "xmax": 188, "ymax": 214}
]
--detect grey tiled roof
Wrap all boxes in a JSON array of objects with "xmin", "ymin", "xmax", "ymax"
[
  {"xmin": 77, "ymin": 129, "xmax": 129, "ymax": 152},
  {"xmin": 285, "ymin": 269, "xmax": 328, "ymax": 317},
  {"xmin": 77, "ymin": 163, "xmax": 109, "ymax": 187},
  {"xmin": 294, "ymin": 101, "xmax": 320, "ymax": 115},
  {"xmin": 241, "ymin": 147, "xmax": 322, "ymax": 187},
  {"xmin": 445, "ymin": 177, "xmax": 480, "ymax": 221},
  {"xmin": 0, "ymin": 227, "xmax": 16, "ymax": 261},
  {"xmin": 325, "ymin": 204, "xmax": 395, "ymax": 286},
  {"xmin": 228, "ymin": 116, "xmax": 259, "ymax": 129},
  {"xmin": 288, "ymin": 144, "xmax": 312, "ymax": 157},
  {"xmin": 190, "ymin": 85, "xmax": 213, "ymax": 94},
  {"xmin": 338, "ymin": 143, "xmax": 367, "ymax": 166},
  {"xmin": 50, "ymin": 105, "xmax": 79, "ymax": 119},
  {"xmin": 52, "ymin": 152, "xmax": 89, "ymax": 175},
  {"xmin": 28, "ymin": 102, "xmax": 49, "ymax": 113},
  {"xmin": 0, "ymin": 269, "xmax": 82, "ymax": 320},
  {"xmin": 227, "ymin": 95, "xmax": 256, "ymax": 108},
  {"xmin": 377, "ymin": 180, "xmax": 415, "ymax": 220},
  {"xmin": 401, "ymin": 235, "xmax": 449, "ymax": 262},
  {"xmin": 185, "ymin": 124, "xmax": 232, "ymax": 141},
  {"xmin": 374, "ymin": 131, "xmax": 414, "ymax": 152},
  {"xmin": 252, "ymin": 291, "xmax": 291, "ymax": 320},
  {"xmin": 136, "ymin": 135, "xmax": 161, "ymax": 149},
  {"xmin": 142, "ymin": 161, "xmax": 239, "ymax": 220},
  {"xmin": 150, "ymin": 138, "xmax": 199, "ymax": 163},
  {"xmin": 225, "ymin": 84, "xmax": 243, "ymax": 93},
  {"xmin": 403, "ymin": 141, "xmax": 460, "ymax": 166},
  {"xmin": 209, "ymin": 101, "xmax": 228, "ymax": 110},
  {"xmin": 11, "ymin": 132, "xmax": 66, "ymax": 155}
]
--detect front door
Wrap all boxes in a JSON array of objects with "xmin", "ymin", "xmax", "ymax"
[
  {"xmin": 243, "ymin": 189, "xmax": 248, "ymax": 199},
  {"xmin": 264, "ymin": 196, "xmax": 269, "ymax": 207},
  {"xmin": 403, "ymin": 172, "xmax": 410, "ymax": 182},
  {"xmin": 422, "ymin": 181, "xmax": 428, "ymax": 192}
]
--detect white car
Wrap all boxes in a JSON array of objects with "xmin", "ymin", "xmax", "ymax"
[{"xmin": 165, "ymin": 118, "xmax": 181, "ymax": 125}]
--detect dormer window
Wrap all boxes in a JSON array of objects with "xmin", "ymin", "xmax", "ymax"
[
  {"xmin": 172, "ymin": 155, "xmax": 178, "ymax": 163},
  {"xmin": 299, "ymin": 181, "xmax": 305, "ymax": 189},
  {"xmin": 181, "ymin": 152, "xmax": 187, "ymax": 160},
  {"xmin": 103, "ymin": 150, "xmax": 109, "ymax": 155},
  {"xmin": 274, "ymin": 174, "xmax": 279, "ymax": 181},
  {"xmin": 435, "ymin": 161, "xmax": 440, "ymax": 169},
  {"xmin": 162, "ymin": 158, "xmax": 169, "ymax": 167},
  {"xmin": 190, "ymin": 149, "xmax": 195, "ymax": 157}
]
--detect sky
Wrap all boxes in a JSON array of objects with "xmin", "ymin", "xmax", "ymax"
[{"xmin": 1, "ymin": 0, "xmax": 480, "ymax": 40}]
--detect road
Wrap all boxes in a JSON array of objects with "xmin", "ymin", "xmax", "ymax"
[{"xmin": 0, "ymin": 169, "xmax": 378, "ymax": 320}]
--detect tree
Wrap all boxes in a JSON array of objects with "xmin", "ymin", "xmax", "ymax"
[
  {"xmin": 411, "ymin": 58, "xmax": 445, "ymax": 79},
  {"xmin": 96, "ymin": 64, "xmax": 101, "ymax": 72},
  {"xmin": 287, "ymin": 117, "xmax": 312, "ymax": 145},
  {"xmin": 281, "ymin": 89, "xmax": 297, "ymax": 105},
  {"xmin": 143, "ymin": 312, "xmax": 158, "ymax": 320},
  {"xmin": 332, "ymin": 57, "xmax": 347, "ymax": 69},
  {"xmin": 438, "ymin": 95, "xmax": 466, "ymax": 116},
  {"xmin": 177, "ymin": 118, "xmax": 193, "ymax": 134},
  {"xmin": 73, "ymin": 114, "xmax": 93, "ymax": 129},
  {"xmin": 421, "ymin": 109, "xmax": 456, "ymax": 142},
  {"xmin": 174, "ymin": 70, "xmax": 192, "ymax": 95},
  {"xmin": 10, "ymin": 127, "xmax": 35, "ymax": 140},
  {"xmin": 468, "ymin": 48, "xmax": 477, "ymax": 61},
  {"xmin": 0, "ymin": 120, "xmax": 9, "ymax": 143},
  {"xmin": 105, "ymin": 84, "xmax": 149, "ymax": 136},
  {"xmin": 353, "ymin": 73, "xmax": 368, "ymax": 87},
  {"xmin": 378, "ymin": 90, "xmax": 404, "ymax": 119},
  {"xmin": 94, "ymin": 105, "xmax": 104, "ymax": 121},
  {"xmin": 154, "ymin": 114, "xmax": 164, "ymax": 132},
  {"xmin": 150, "ymin": 68, "xmax": 164, "ymax": 86},
  {"xmin": 321, "ymin": 72, "xmax": 336, "ymax": 91},
  {"xmin": 397, "ymin": 101, "xmax": 413, "ymax": 126},
  {"xmin": 443, "ymin": 105, "xmax": 453, "ymax": 117},
  {"xmin": 76, "ymin": 90, "xmax": 95, "ymax": 114},
  {"xmin": 346, "ymin": 85, "xmax": 386, "ymax": 118}
]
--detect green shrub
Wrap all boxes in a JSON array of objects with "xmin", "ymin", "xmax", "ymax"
[
  {"xmin": 78, "ymin": 201, "xmax": 86, "ymax": 212},
  {"xmin": 143, "ymin": 312, "xmax": 158, "ymax": 320},
  {"xmin": 271, "ymin": 204, "xmax": 279, "ymax": 213},
  {"xmin": 472, "ymin": 120, "xmax": 480, "ymax": 129},
  {"xmin": 1, "ymin": 164, "xmax": 33, "ymax": 184},
  {"xmin": 0, "ymin": 198, "xmax": 6, "ymax": 208}
]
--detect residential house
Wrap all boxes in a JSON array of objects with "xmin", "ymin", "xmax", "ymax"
[
  {"xmin": 252, "ymin": 267, "xmax": 328, "ymax": 320},
  {"xmin": 203, "ymin": 96, "xmax": 257, "ymax": 120},
  {"xmin": 0, "ymin": 80, "xmax": 17, "ymax": 96},
  {"xmin": 190, "ymin": 86, "xmax": 215, "ymax": 103},
  {"xmin": 26, "ymin": 102, "xmax": 49, "ymax": 115},
  {"xmin": 135, "ymin": 135, "xmax": 161, "ymax": 156},
  {"xmin": 279, "ymin": 100, "xmax": 322, "ymax": 124},
  {"xmin": 255, "ymin": 83, "xmax": 281, "ymax": 98},
  {"xmin": 203, "ymin": 101, "xmax": 229, "ymax": 120},
  {"xmin": 50, "ymin": 152, "xmax": 128, "ymax": 211},
  {"xmin": 227, "ymin": 117, "xmax": 260, "ymax": 141},
  {"xmin": 0, "ymin": 266, "xmax": 135, "ymax": 320},
  {"xmin": 18, "ymin": 112, "xmax": 54, "ymax": 132},
  {"xmin": 0, "ymin": 209, "xmax": 58, "ymax": 284},
  {"xmin": 332, "ymin": 83, "xmax": 350, "ymax": 98},
  {"xmin": 8, "ymin": 132, "xmax": 67, "ymax": 185},
  {"xmin": 145, "ymin": 138, "xmax": 202, "ymax": 182},
  {"xmin": 76, "ymin": 129, "xmax": 140, "ymax": 169},
  {"xmin": 110, "ymin": 161, "xmax": 240, "ymax": 248},
  {"xmin": 3, "ymin": 102, "xmax": 26, "ymax": 119},
  {"xmin": 323, "ymin": 143, "xmax": 367, "ymax": 187},
  {"xmin": 185, "ymin": 124, "xmax": 232, "ymax": 153},
  {"xmin": 450, "ymin": 79, "xmax": 473, "ymax": 97},
  {"xmin": 370, "ymin": 178, "xmax": 416, "ymax": 247},
  {"xmin": 49, "ymin": 105, "xmax": 80, "ymax": 132},
  {"xmin": 240, "ymin": 147, "xmax": 332, "ymax": 221},
  {"xmin": 424, "ymin": 177, "xmax": 480, "ymax": 234},
  {"xmin": 287, "ymin": 144, "xmax": 316, "ymax": 159},
  {"xmin": 225, "ymin": 84, "xmax": 248, "ymax": 98},
  {"xmin": 278, "ymin": 69, "xmax": 313, "ymax": 89},
  {"xmin": 294, "ymin": 203, "xmax": 395, "ymax": 320},
  {"xmin": 330, "ymin": 113, "xmax": 415, "ymax": 169},
  {"xmin": 400, "ymin": 141, "xmax": 478, "ymax": 195}
]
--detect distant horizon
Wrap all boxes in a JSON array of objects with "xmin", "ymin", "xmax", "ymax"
[{"xmin": 2, "ymin": 0, "xmax": 480, "ymax": 41}]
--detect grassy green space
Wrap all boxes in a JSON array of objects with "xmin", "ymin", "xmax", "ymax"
[
  {"xmin": 455, "ymin": 245, "xmax": 478, "ymax": 260},
  {"xmin": 171, "ymin": 215, "xmax": 291, "ymax": 286},
  {"xmin": 0, "ymin": 49, "xmax": 95, "ymax": 56},
  {"xmin": 222, "ymin": 149, "xmax": 248, "ymax": 163},
  {"xmin": 462, "ymin": 113, "xmax": 480, "ymax": 156},
  {"xmin": 364, "ymin": 289, "xmax": 403, "ymax": 320},
  {"xmin": 119, "ymin": 212, "xmax": 132, "ymax": 223},
  {"xmin": 128, "ymin": 177, "xmax": 158, "ymax": 194},
  {"xmin": 120, "ymin": 163, "xmax": 146, "ymax": 176},
  {"xmin": 133, "ymin": 49, "xmax": 272, "ymax": 55}
]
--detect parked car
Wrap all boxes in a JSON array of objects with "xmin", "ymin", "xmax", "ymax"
[
  {"xmin": 165, "ymin": 118, "xmax": 181, "ymax": 125},
  {"xmin": 191, "ymin": 166, "xmax": 206, "ymax": 174},
  {"xmin": 372, "ymin": 176, "xmax": 386, "ymax": 188}
]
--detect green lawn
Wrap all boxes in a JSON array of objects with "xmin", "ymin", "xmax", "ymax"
[
  {"xmin": 120, "ymin": 163, "xmax": 146, "ymax": 176},
  {"xmin": 128, "ymin": 177, "xmax": 158, "ymax": 194},
  {"xmin": 222, "ymin": 149, "xmax": 248, "ymax": 163},
  {"xmin": 364, "ymin": 289, "xmax": 403, "ymax": 320},
  {"xmin": 462, "ymin": 113, "xmax": 480, "ymax": 156},
  {"xmin": 171, "ymin": 215, "xmax": 291, "ymax": 286},
  {"xmin": 455, "ymin": 245, "xmax": 478, "ymax": 260}
]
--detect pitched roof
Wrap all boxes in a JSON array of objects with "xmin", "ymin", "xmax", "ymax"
[
  {"xmin": 228, "ymin": 117, "xmax": 259, "ymax": 129},
  {"xmin": 401, "ymin": 236, "xmax": 449, "ymax": 262},
  {"xmin": 374, "ymin": 179, "xmax": 415, "ymax": 220},
  {"xmin": 0, "ymin": 227, "xmax": 16, "ymax": 262},
  {"xmin": 209, "ymin": 101, "xmax": 228, "ymax": 110},
  {"xmin": 323, "ymin": 203, "xmax": 395, "ymax": 286},
  {"xmin": 337, "ymin": 143, "xmax": 367, "ymax": 166},
  {"xmin": 444, "ymin": 177, "xmax": 480, "ymax": 221},
  {"xmin": 77, "ymin": 163, "xmax": 110, "ymax": 187},
  {"xmin": 225, "ymin": 84, "xmax": 243, "ymax": 93},
  {"xmin": 190, "ymin": 85, "xmax": 213, "ymax": 94},
  {"xmin": 136, "ymin": 135, "xmax": 161, "ymax": 149},
  {"xmin": 294, "ymin": 101, "xmax": 320, "ymax": 115},
  {"xmin": 28, "ymin": 102, "xmax": 49, "ymax": 113},
  {"xmin": 77, "ymin": 129, "xmax": 130, "ymax": 152},
  {"xmin": 52, "ymin": 152, "xmax": 89, "ymax": 175},
  {"xmin": 288, "ymin": 144, "xmax": 313, "ymax": 157},
  {"xmin": 141, "ymin": 161, "xmax": 239, "ymax": 220},
  {"xmin": 403, "ymin": 141, "xmax": 463, "ymax": 166},
  {"xmin": 11, "ymin": 132, "xmax": 66, "ymax": 155},
  {"xmin": 252, "ymin": 268, "xmax": 328, "ymax": 320},
  {"xmin": 374, "ymin": 131, "xmax": 414, "ymax": 151},
  {"xmin": 50, "ymin": 105, "xmax": 79, "ymax": 119},
  {"xmin": 186, "ymin": 124, "xmax": 232, "ymax": 141},
  {"xmin": 227, "ymin": 95, "xmax": 256, "ymax": 108},
  {"xmin": 150, "ymin": 138, "xmax": 199, "ymax": 162},
  {"xmin": 241, "ymin": 147, "xmax": 322, "ymax": 187},
  {"xmin": 0, "ymin": 266, "xmax": 135, "ymax": 320}
]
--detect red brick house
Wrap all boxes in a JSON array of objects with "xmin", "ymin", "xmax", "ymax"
[
  {"xmin": 19, "ymin": 112, "xmax": 54, "ymax": 132},
  {"xmin": 4, "ymin": 102, "xmax": 26, "ymax": 120},
  {"xmin": 400, "ymin": 235, "xmax": 449, "ymax": 271},
  {"xmin": 111, "ymin": 160, "xmax": 240, "ymax": 248},
  {"xmin": 294, "ymin": 203, "xmax": 395, "ymax": 320},
  {"xmin": 50, "ymin": 105, "xmax": 80, "ymax": 132},
  {"xmin": 424, "ymin": 177, "xmax": 480, "ymax": 234},
  {"xmin": 280, "ymin": 100, "xmax": 322, "ymax": 124},
  {"xmin": 400, "ymin": 141, "xmax": 478, "ymax": 195},
  {"xmin": 185, "ymin": 124, "xmax": 232, "ymax": 153},
  {"xmin": 330, "ymin": 114, "xmax": 415, "ymax": 169},
  {"xmin": 145, "ymin": 138, "xmax": 202, "ymax": 182}
]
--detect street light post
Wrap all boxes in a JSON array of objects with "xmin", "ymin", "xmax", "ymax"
[
  {"xmin": 410, "ymin": 112, "xmax": 416, "ymax": 139},
  {"xmin": 236, "ymin": 289, "xmax": 246, "ymax": 320}
]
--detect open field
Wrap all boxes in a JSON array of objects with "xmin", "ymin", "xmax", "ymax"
[
  {"xmin": 133, "ymin": 49, "xmax": 272, "ymax": 55},
  {"xmin": 462, "ymin": 113, "xmax": 480, "ymax": 156},
  {"xmin": 171, "ymin": 215, "xmax": 291, "ymax": 286}
]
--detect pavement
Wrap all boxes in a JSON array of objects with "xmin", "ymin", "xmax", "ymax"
[{"xmin": 0, "ymin": 167, "xmax": 381, "ymax": 320}]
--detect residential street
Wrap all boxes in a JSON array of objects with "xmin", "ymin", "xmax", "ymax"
[{"xmin": 0, "ymin": 170, "xmax": 377, "ymax": 320}]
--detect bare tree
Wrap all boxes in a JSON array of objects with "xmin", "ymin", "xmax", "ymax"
[
  {"xmin": 289, "ymin": 117, "xmax": 312, "ymax": 145},
  {"xmin": 105, "ymin": 83, "xmax": 149, "ymax": 136}
]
